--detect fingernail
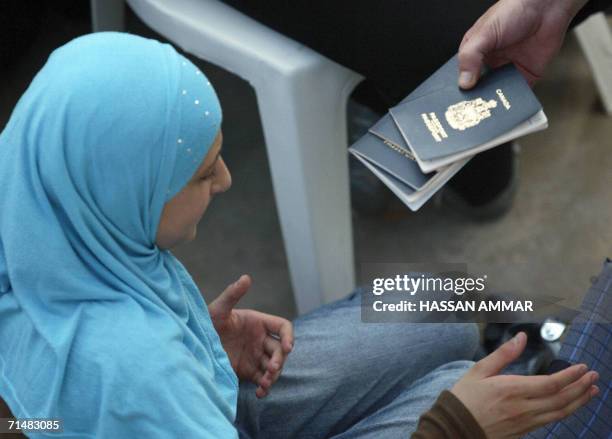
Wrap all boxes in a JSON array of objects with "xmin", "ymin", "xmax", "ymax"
[
  {"xmin": 459, "ymin": 71, "xmax": 474, "ymax": 88},
  {"xmin": 591, "ymin": 386, "xmax": 599, "ymax": 396},
  {"xmin": 591, "ymin": 372, "xmax": 599, "ymax": 383},
  {"xmin": 513, "ymin": 332, "xmax": 525, "ymax": 346},
  {"xmin": 579, "ymin": 364, "xmax": 588, "ymax": 373}
]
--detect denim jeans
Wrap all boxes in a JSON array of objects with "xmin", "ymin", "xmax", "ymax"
[{"xmin": 235, "ymin": 289, "xmax": 480, "ymax": 438}]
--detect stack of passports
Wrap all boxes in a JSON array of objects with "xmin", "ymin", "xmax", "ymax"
[{"xmin": 349, "ymin": 55, "xmax": 548, "ymax": 211}]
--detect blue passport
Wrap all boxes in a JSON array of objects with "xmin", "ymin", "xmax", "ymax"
[
  {"xmin": 348, "ymin": 54, "xmax": 547, "ymax": 210},
  {"xmin": 351, "ymin": 132, "xmax": 429, "ymax": 191},
  {"xmin": 390, "ymin": 62, "xmax": 547, "ymax": 172}
]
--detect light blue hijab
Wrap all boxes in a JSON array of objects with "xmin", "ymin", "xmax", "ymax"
[{"xmin": 0, "ymin": 32, "xmax": 238, "ymax": 437}]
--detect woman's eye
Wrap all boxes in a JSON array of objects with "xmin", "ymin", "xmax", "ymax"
[{"xmin": 202, "ymin": 171, "xmax": 215, "ymax": 181}]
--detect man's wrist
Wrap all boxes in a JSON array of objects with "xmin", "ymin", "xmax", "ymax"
[
  {"xmin": 529, "ymin": 0, "xmax": 589, "ymax": 19},
  {"xmin": 558, "ymin": 0, "xmax": 590, "ymax": 19}
]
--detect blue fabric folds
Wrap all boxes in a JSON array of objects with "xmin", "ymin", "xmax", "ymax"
[{"xmin": 0, "ymin": 32, "xmax": 238, "ymax": 438}]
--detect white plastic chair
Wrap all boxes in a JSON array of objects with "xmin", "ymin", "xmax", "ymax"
[
  {"xmin": 574, "ymin": 12, "xmax": 612, "ymax": 115},
  {"xmin": 90, "ymin": 0, "xmax": 361, "ymax": 315}
]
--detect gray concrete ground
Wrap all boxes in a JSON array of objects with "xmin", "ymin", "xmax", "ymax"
[{"xmin": 1, "ymin": 6, "xmax": 610, "ymax": 320}]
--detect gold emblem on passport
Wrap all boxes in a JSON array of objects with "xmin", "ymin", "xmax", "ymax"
[{"xmin": 445, "ymin": 98, "xmax": 498, "ymax": 131}]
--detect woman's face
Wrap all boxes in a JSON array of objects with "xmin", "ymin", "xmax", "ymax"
[{"xmin": 156, "ymin": 131, "xmax": 230, "ymax": 249}]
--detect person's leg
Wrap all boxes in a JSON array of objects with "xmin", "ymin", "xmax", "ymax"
[
  {"xmin": 235, "ymin": 289, "xmax": 479, "ymax": 438},
  {"xmin": 526, "ymin": 259, "xmax": 611, "ymax": 438},
  {"xmin": 331, "ymin": 360, "xmax": 473, "ymax": 439},
  {"xmin": 444, "ymin": 142, "xmax": 518, "ymax": 219}
]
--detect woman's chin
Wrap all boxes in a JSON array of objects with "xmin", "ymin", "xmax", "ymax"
[{"xmin": 184, "ymin": 225, "xmax": 198, "ymax": 244}]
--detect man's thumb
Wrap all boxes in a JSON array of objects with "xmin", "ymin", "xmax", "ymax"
[
  {"xmin": 210, "ymin": 274, "xmax": 251, "ymax": 316},
  {"xmin": 457, "ymin": 34, "xmax": 490, "ymax": 89},
  {"xmin": 472, "ymin": 332, "xmax": 527, "ymax": 378}
]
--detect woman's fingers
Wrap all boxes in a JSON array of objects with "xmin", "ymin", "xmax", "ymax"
[
  {"xmin": 529, "ymin": 371, "xmax": 599, "ymax": 413},
  {"xmin": 547, "ymin": 371, "xmax": 599, "ymax": 411},
  {"xmin": 209, "ymin": 274, "xmax": 251, "ymax": 319},
  {"xmin": 253, "ymin": 369, "xmax": 264, "ymax": 387},
  {"xmin": 263, "ymin": 335, "xmax": 282, "ymax": 356},
  {"xmin": 262, "ymin": 313, "xmax": 294, "ymax": 353},
  {"xmin": 533, "ymin": 385, "xmax": 599, "ymax": 427},
  {"xmin": 471, "ymin": 332, "xmax": 527, "ymax": 378},
  {"xmin": 259, "ymin": 354, "xmax": 280, "ymax": 378},
  {"xmin": 521, "ymin": 363, "xmax": 589, "ymax": 398},
  {"xmin": 255, "ymin": 385, "xmax": 268, "ymax": 399},
  {"xmin": 253, "ymin": 367, "xmax": 270, "ymax": 399},
  {"xmin": 253, "ymin": 337, "xmax": 285, "ymax": 399},
  {"xmin": 263, "ymin": 336, "xmax": 285, "ymax": 379}
]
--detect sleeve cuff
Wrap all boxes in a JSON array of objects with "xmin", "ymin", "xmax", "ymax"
[
  {"xmin": 411, "ymin": 390, "xmax": 487, "ymax": 439},
  {"xmin": 436, "ymin": 390, "xmax": 486, "ymax": 438}
]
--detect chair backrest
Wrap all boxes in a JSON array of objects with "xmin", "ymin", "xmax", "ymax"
[{"xmin": 126, "ymin": 0, "xmax": 326, "ymax": 81}]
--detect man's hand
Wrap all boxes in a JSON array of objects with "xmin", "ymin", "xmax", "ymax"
[
  {"xmin": 458, "ymin": 0, "xmax": 588, "ymax": 89},
  {"xmin": 451, "ymin": 332, "xmax": 599, "ymax": 438},
  {"xmin": 209, "ymin": 275, "xmax": 294, "ymax": 398}
]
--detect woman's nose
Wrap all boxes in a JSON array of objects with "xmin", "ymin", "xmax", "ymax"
[{"xmin": 212, "ymin": 159, "xmax": 232, "ymax": 194}]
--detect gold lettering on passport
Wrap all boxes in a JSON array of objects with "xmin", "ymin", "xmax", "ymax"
[
  {"xmin": 421, "ymin": 112, "xmax": 449, "ymax": 142},
  {"xmin": 445, "ymin": 98, "xmax": 498, "ymax": 131},
  {"xmin": 496, "ymin": 89, "xmax": 511, "ymax": 109},
  {"xmin": 383, "ymin": 140, "xmax": 415, "ymax": 161}
]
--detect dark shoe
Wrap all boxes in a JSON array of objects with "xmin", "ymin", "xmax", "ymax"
[{"xmin": 441, "ymin": 142, "xmax": 520, "ymax": 221}]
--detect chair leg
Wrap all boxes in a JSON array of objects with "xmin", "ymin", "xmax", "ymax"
[
  {"xmin": 253, "ymin": 63, "xmax": 362, "ymax": 314},
  {"xmin": 575, "ymin": 12, "xmax": 612, "ymax": 115},
  {"xmin": 90, "ymin": 0, "xmax": 125, "ymax": 32}
]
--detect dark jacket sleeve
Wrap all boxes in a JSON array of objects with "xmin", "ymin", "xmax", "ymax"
[{"xmin": 411, "ymin": 390, "xmax": 487, "ymax": 439}]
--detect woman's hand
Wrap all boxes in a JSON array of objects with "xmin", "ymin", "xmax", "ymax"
[
  {"xmin": 209, "ymin": 275, "xmax": 294, "ymax": 398},
  {"xmin": 458, "ymin": 0, "xmax": 588, "ymax": 88},
  {"xmin": 451, "ymin": 332, "xmax": 599, "ymax": 439}
]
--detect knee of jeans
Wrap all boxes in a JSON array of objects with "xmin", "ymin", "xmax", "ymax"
[
  {"xmin": 460, "ymin": 323, "xmax": 480, "ymax": 359},
  {"xmin": 444, "ymin": 323, "xmax": 480, "ymax": 361},
  {"xmin": 385, "ymin": 323, "xmax": 479, "ymax": 367},
  {"xmin": 430, "ymin": 360, "xmax": 475, "ymax": 385}
]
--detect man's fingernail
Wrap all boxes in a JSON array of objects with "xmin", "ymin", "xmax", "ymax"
[{"xmin": 459, "ymin": 71, "xmax": 474, "ymax": 88}]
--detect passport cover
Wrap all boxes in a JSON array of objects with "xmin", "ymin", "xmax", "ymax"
[
  {"xmin": 351, "ymin": 150, "xmax": 469, "ymax": 211},
  {"xmin": 367, "ymin": 55, "xmax": 460, "ymax": 152},
  {"xmin": 350, "ymin": 133, "xmax": 431, "ymax": 190},
  {"xmin": 390, "ymin": 63, "xmax": 542, "ymax": 162}
]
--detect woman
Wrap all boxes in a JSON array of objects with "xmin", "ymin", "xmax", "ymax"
[{"xmin": 0, "ymin": 32, "xmax": 600, "ymax": 438}]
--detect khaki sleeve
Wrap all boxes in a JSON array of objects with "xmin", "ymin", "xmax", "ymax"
[{"xmin": 410, "ymin": 390, "xmax": 487, "ymax": 439}]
